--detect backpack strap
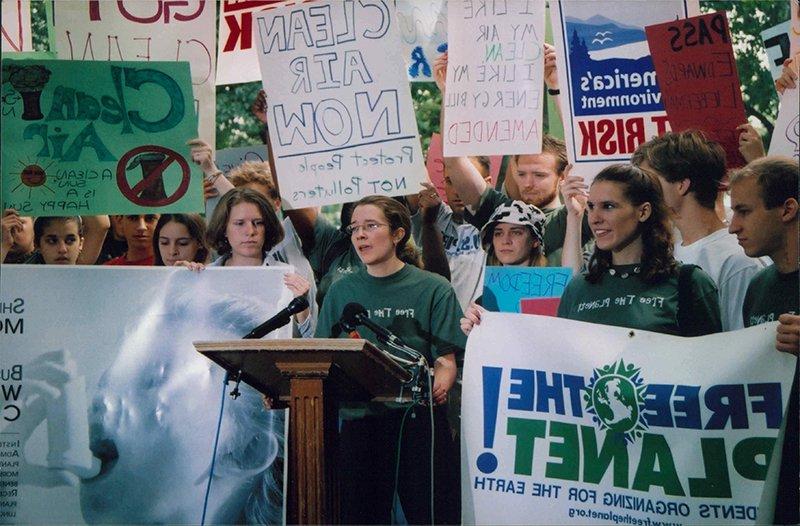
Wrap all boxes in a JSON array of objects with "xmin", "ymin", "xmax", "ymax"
[{"xmin": 677, "ymin": 264, "xmax": 699, "ymax": 336}]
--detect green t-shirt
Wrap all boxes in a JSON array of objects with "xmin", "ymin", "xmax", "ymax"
[
  {"xmin": 557, "ymin": 264, "xmax": 722, "ymax": 336},
  {"xmin": 315, "ymin": 264, "xmax": 466, "ymax": 362},
  {"xmin": 306, "ymin": 216, "xmax": 364, "ymax": 306},
  {"xmin": 466, "ymin": 187, "xmax": 593, "ymax": 267},
  {"xmin": 742, "ymin": 266, "xmax": 799, "ymax": 327}
]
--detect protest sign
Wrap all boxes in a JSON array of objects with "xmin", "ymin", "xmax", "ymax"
[
  {"xmin": 216, "ymin": 0, "xmax": 313, "ymax": 85},
  {"xmin": 0, "ymin": 266, "xmax": 291, "ymax": 525},
  {"xmin": 761, "ymin": 21, "xmax": 792, "ymax": 81},
  {"xmin": 768, "ymin": 89, "xmax": 800, "ymax": 159},
  {"xmin": 482, "ymin": 266, "xmax": 571, "ymax": 313},
  {"xmin": 1, "ymin": 59, "xmax": 203, "ymax": 216},
  {"xmin": 462, "ymin": 313, "xmax": 795, "ymax": 524},
  {"xmin": 443, "ymin": 0, "xmax": 545, "ymax": 156},
  {"xmin": 1, "ymin": 0, "xmax": 32, "ymax": 52},
  {"xmin": 52, "ymin": 0, "xmax": 217, "ymax": 148},
  {"xmin": 646, "ymin": 11, "xmax": 748, "ymax": 168},
  {"xmin": 215, "ymin": 144, "xmax": 270, "ymax": 174},
  {"xmin": 426, "ymin": 132, "xmax": 501, "ymax": 201},
  {"xmin": 550, "ymin": 1, "xmax": 699, "ymax": 182},
  {"xmin": 395, "ymin": 0, "xmax": 448, "ymax": 82},
  {"xmin": 254, "ymin": 0, "xmax": 427, "ymax": 209}
]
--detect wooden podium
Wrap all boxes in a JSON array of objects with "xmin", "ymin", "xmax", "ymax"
[{"xmin": 194, "ymin": 338, "xmax": 413, "ymax": 524}]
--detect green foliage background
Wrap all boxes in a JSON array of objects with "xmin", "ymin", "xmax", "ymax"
[{"xmin": 27, "ymin": 0, "xmax": 790, "ymax": 149}]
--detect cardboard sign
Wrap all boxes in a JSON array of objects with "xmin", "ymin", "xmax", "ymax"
[
  {"xmin": 0, "ymin": 266, "xmax": 291, "ymax": 525},
  {"xmin": 482, "ymin": 266, "xmax": 571, "ymax": 313},
  {"xmin": 395, "ymin": 0, "xmax": 448, "ymax": 82},
  {"xmin": 254, "ymin": 0, "xmax": 427, "ymax": 209},
  {"xmin": 462, "ymin": 313, "xmax": 795, "ymax": 524},
  {"xmin": 215, "ymin": 144, "xmax": 270, "ymax": 174},
  {"xmin": 768, "ymin": 89, "xmax": 800, "ymax": 160},
  {"xmin": 549, "ymin": 1, "xmax": 699, "ymax": 183},
  {"xmin": 216, "ymin": 0, "xmax": 314, "ymax": 85},
  {"xmin": 443, "ymin": 0, "xmax": 545, "ymax": 156},
  {"xmin": 1, "ymin": 0, "xmax": 32, "ymax": 52},
  {"xmin": 426, "ymin": 132, "xmax": 501, "ymax": 202},
  {"xmin": 761, "ymin": 21, "xmax": 792, "ymax": 81},
  {"xmin": 1, "ymin": 59, "xmax": 202, "ymax": 215},
  {"xmin": 53, "ymin": 0, "xmax": 217, "ymax": 148},
  {"xmin": 646, "ymin": 11, "xmax": 747, "ymax": 167}
]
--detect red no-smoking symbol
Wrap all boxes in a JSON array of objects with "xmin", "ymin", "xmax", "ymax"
[{"xmin": 117, "ymin": 145, "xmax": 191, "ymax": 207}]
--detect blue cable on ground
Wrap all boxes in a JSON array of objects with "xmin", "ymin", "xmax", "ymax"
[{"xmin": 201, "ymin": 373, "xmax": 229, "ymax": 525}]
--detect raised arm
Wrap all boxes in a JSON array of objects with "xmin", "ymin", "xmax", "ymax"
[
  {"xmin": 559, "ymin": 167, "xmax": 588, "ymax": 276},
  {"xmin": 76, "ymin": 215, "xmax": 110, "ymax": 265},
  {"xmin": 188, "ymin": 139, "xmax": 236, "ymax": 197}
]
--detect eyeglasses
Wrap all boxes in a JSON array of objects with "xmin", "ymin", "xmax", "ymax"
[{"xmin": 346, "ymin": 222, "xmax": 388, "ymax": 235}]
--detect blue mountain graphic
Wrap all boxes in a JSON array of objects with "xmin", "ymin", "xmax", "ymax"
[{"xmin": 565, "ymin": 14, "xmax": 646, "ymax": 52}]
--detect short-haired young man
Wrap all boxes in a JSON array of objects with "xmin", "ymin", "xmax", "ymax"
[
  {"xmin": 729, "ymin": 156, "xmax": 798, "ymax": 525},
  {"xmin": 633, "ymin": 130, "xmax": 764, "ymax": 330}
]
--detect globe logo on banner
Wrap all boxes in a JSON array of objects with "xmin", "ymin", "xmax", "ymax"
[{"xmin": 584, "ymin": 360, "xmax": 648, "ymax": 443}]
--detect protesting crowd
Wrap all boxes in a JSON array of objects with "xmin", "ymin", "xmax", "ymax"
[{"xmin": 2, "ymin": 3, "xmax": 799, "ymax": 524}]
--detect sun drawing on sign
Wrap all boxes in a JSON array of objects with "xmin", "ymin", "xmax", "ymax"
[{"xmin": 10, "ymin": 157, "xmax": 56, "ymax": 200}]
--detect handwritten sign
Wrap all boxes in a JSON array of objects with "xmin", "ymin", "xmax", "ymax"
[
  {"xmin": 395, "ymin": 0, "xmax": 448, "ymax": 82},
  {"xmin": 216, "ymin": 0, "xmax": 313, "ymax": 85},
  {"xmin": 769, "ymin": 89, "xmax": 800, "ymax": 160},
  {"xmin": 1, "ymin": 59, "xmax": 202, "ymax": 216},
  {"xmin": 549, "ymin": 1, "xmax": 699, "ymax": 183},
  {"xmin": 53, "ymin": 0, "xmax": 217, "ymax": 149},
  {"xmin": 1, "ymin": 0, "xmax": 32, "ymax": 52},
  {"xmin": 443, "ymin": 0, "xmax": 545, "ymax": 156},
  {"xmin": 254, "ymin": 0, "xmax": 427, "ymax": 209},
  {"xmin": 482, "ymin": 266, "xmax": 571, "ymax": 313},
  {"xmin": 215, "ymin": 144, "xmax": 270, "ymax": 174},
  {"xmin": 761, "ymin": 21, "xmax": 792, "ymax": 81},
  {"xmin": 646, "ymin": 11, "xmax": 747, "ymax": 167}
]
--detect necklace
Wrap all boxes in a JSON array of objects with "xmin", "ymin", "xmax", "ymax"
[{"xmin": 608, "ymin": 265, "xmax": 641, "ymax": 279}]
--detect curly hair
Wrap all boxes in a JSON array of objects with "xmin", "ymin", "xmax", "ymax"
[
  {"xmin": 207, "ymin": 188, "xmax": 284, "ymax": 257},
  {"xmin": 586, "ymin": 164, "xmax": 677, "ymax": 284},
  {"xmin": 351, "ymin": 195, "xmax": 421, "ymax": 267}
]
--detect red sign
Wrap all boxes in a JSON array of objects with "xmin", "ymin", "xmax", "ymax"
[
  {"xmin": 519, "ymin": 297, "xmax": 561, "ymax": 317},
  {"xmin": 117, "ymin": 145, "xmax": 191, "ymax": 207},
  {"xmin": 426, "ymin": 132, "xmax": 501, "ymax": 203},
  {"xmin": 646, "ymin": 11, "xmax": 748, "ymax": 167}
]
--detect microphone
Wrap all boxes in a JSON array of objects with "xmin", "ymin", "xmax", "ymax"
[
  {"xmin": 243, "ymin": 296, "xmax": 310, "ymax": 339},
  {"xmin": 340, "ymin": 303, "xmax": 406, "ymax": 346}
]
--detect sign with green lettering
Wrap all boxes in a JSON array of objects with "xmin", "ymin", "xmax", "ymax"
[{"xmin": 1, "ymin": 59, "xmax": 202, "ymax": 216}]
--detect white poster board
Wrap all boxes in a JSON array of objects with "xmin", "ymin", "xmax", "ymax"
[
  {"xmin": 53, "ymin": 0, "xmax": 217, "ymax": 148},
  {"xmin": 761, "ymin": 21, "xmax": 792, "ymax": 81},
  {"xmin": 395, "ymin": 0, "xmax": 448, "ymax": 82},
  {"xmin": 1, "ymin": 0, "xmax": 32, "ymax": 52},
  {"xmin": 255, "ymin": 0, "xmax": 427, "ymax": 209},
  {"xmin": 0, "ymin": 266, "xmax": 292, "ymax": 524},
  {"xmin": 443, "ymin": 0, "xmax": 545, "ymax": 156},
  {"xmin": 768, "ymin": 89, "xmax": 800, "ymax": 160},
  {"xmin": 462, "ymin": 313, "xmax": 795, "ymax": 525}
]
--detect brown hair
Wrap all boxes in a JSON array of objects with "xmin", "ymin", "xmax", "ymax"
[
  {"xmin": 228, "ymin": 161, "xmax": 279, "ymax": 202},
  {"xmin": 730, "ymin": 156, "xmax": 799, "ymax": 209},
  {"xmin": 586, "ymin": 164, "xmax": 677, "ymax": 284},
  {"xmin": 632, "ymin": 130, "xmax": 725, "ymax": 210},
  {"xmin": 34, "ymin": 216, "xmax": 83, "ymax": 247},
  {"xmin": 207, "ymin": 188, "xmax": 284, "ymax": 257},
  {"xmin": 152, "ymin": 214, "xmax": 209, "ymax": 265},
  {"xmin": 513, "ymin": 134, "xmax": 568, "ymax": 174},
  {"xmin": 486, "ymin": 240, "xmax": 547, "ymax": 267},
  {"xmin": 352, "ymin": 195, "xmax": 421, "ymax": 267}
]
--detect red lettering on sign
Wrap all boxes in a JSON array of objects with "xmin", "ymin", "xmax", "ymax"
[{"xmin": 223, "ymin": 12, "xmax": 253, "ymax": 52}]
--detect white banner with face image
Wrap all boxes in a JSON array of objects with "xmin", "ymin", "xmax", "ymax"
[
  {"xmin": 461, "ymin": 313, "xmax": 795, "ymax": 525},
  {"xmin": 255, "ymin": 0, "xmax": 427, "ymax": 209},
  {"xmin": 0, "ymin": 266, "xmax": 292, "ymax": 524}
]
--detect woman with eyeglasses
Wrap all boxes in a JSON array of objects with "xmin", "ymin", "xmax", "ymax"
[{"xmin": 315, "ymin": 195, "xmax": 464, "ymax": 525}]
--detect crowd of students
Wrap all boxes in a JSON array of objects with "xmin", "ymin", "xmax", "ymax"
[{"xmin": 2, "ymin": 49, "xmax": 798, "ymax": 524}]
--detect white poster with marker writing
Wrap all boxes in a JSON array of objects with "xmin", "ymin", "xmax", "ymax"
[
  {"xmin": 0, "ymin": 266, "xmax": 292, "ymax": 524},
  {"xmin": 768, "ymin": 88, "xmax": 800, "ymax": 160},
  {"xmin": 462, "ymin": 313, "xmax": 794, "ymax": 525},
  {"xmin": 254, "ymin": 0, "xmax": 427, "ymax": 209},
  {"xmin": 1, "ymin": 0, "xmax": 32, "ymax": 52},
  {"xmin": 395, "ymin": 0, "xmax": 448, "ymax": 82},
  {"xmin": 53, "ymin": 0, "xmax": 217, "ymax": 148},
  {"xmin": 443, "ymin": 0, "xmax": 545, "ymax": 156}
]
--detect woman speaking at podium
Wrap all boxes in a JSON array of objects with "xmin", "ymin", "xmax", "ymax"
[{"xmin": 316, "ymin": 195, "xmax": 465, "ymax": 524}]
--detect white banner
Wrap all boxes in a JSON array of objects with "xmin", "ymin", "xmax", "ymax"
[
  {"xmin": 53, "ymin": 0, "xmax": 217, "ymax": 148},
  {"xmin": 549, "ymin": 0, "xmax": 698, "ymax": 182},
  {"xmin": 443, "ymin": 0, "xmax": 545, "ymax": 156},
  {"xmin": 1, "ymin": 0, "xmax": 32, "ymax": 52},
  {"xmin": 395, "ymin": 0, "xmax": 448, "ymax": 82},
  {"xmin": 216, "ymin": 0, "xmax": 313, "ymax": 86},
  {"xmin": 462, "ymin": 313, "xmax": 795, "ymax": 525},
  {"xmin": 0, "ymin": 266, "xmax": 292, "ymax": 524},
  {"xmin": 255, "ymin": 0, "xmax": 427, "ymax": 209},
  {"xmin": 768, "ymin": 89, "xmax": 800, "ymax": 160}
]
